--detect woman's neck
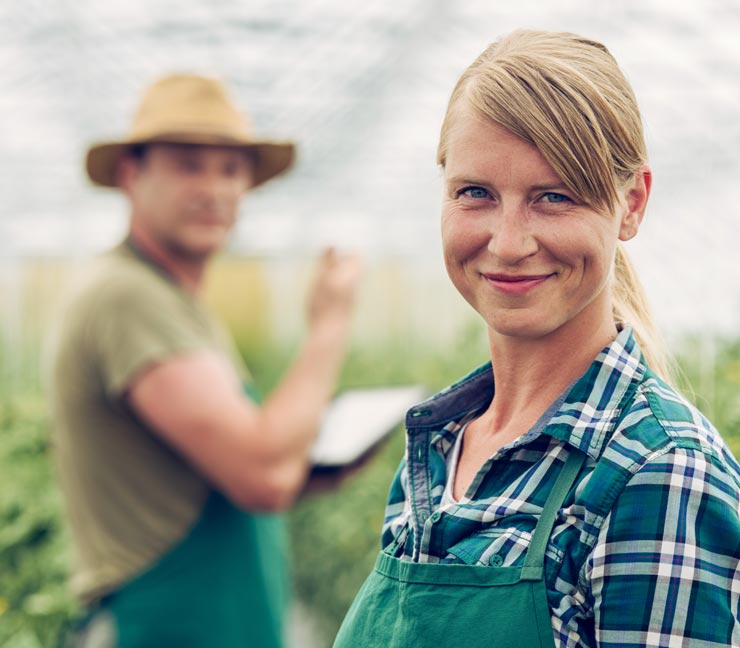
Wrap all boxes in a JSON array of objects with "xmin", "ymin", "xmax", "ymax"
[{"xmin": 484, "ymin": 316, "xmax": 618, "ymax": 437}]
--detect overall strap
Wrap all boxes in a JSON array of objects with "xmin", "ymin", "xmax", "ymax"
[{"xmin": 520, "ymin": 450, "xmax": 586, "ymax": 580}]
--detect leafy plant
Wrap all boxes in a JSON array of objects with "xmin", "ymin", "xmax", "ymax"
[
  {"xmin": 0, "ymin": 394, "xmax": 80, "ymax": 647},
  {"xmin": 676, "ymin": 336, "xmax": 740, "ymax": 457}
]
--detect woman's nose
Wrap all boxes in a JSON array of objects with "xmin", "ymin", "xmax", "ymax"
[{"xmin": 486, "ymin": 204, "xmax": 538, "ymax": 264}]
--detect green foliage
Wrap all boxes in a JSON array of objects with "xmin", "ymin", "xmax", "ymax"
[
  {"xmin": 241, "ymin": 316, "xmax": 491, "ymax": 395},
  {"xmin": 675, "ymin": 336, "xmax": 740, "ymax": 457},
  {"xmin": 288, "ymin": 430, "xmax": 406, "ymax": 642},
  {"xmin": 0, "ymin": 394, "xmax": 81, "ymax": 647}
]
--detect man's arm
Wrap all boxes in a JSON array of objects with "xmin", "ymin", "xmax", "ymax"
[{"xmin": 128, "ymin": 250, "xmax": 362, "ymax": 512}]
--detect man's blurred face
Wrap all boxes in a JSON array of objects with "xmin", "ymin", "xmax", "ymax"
[{"xmin": 124, "ymin": 143, "xmax": 254, "ymax": 261}]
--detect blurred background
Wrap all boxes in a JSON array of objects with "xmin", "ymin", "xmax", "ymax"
[{"xmin": 1, "ymin": 1, "xmax": 739, "ymax": 645}]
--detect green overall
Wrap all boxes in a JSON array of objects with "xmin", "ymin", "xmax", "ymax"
[
  {"xmin": 99, "ymin": 494, "xmax": 288, "ymax": 647},
  {"xmin": 73, "ymin": 384, "xmax": 289, "ymax": 648},
  {"xmin": 334, "ymin": 451, "xmax": 586, "ymax": 648}
]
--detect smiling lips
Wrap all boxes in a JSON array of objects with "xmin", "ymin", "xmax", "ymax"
[{"xmin": 482, "ymin": 272, "xmax": 555, "ymax": 296}]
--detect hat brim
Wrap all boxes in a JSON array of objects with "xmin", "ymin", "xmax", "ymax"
[{"xmin": 85, "ymin": 135, "xmax": 295, "ymax": 190}]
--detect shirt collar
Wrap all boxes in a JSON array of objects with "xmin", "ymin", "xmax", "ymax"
[{"xmin": 406, "ymin": 327, "xmax": 647, "ymax": 460}]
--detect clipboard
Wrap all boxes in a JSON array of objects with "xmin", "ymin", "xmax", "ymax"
[{"xmin": 310, "ymin": 385, "xmax": 426, "ymax": 468}]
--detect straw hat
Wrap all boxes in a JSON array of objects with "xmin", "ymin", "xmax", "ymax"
[{"xmin": 85, "ymin": 73, "xmax": 295, "ymax": 189}]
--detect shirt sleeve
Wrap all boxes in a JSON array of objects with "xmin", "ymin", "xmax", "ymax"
[
  {"xmin": 88, "ymin": 274, "xmax": 209, "ymax": 398},
  {"xmin": 587, "ymin": 446, "xmax": 740, "ymax": 647}
]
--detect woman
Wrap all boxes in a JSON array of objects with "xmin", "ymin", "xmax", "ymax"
[{"xmin": 334, "ymin": 30, "xmax": 740, "ymax": 647}]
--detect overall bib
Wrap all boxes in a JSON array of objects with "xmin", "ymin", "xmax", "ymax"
[
  {"xmin": 334, "ymin": 451, "xmax": 586, "ymax": 648},
  {"xmin": 100, "ymin": 493, "xmax": 287, "ymax": 647}
]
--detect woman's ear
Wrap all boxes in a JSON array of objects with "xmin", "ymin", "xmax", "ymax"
[{"xmin": 618, "ymin": 164, "xmax": 652, "ymax": 241}]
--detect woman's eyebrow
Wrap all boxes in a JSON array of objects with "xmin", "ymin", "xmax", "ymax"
[
  {"xmin": 444, "ymin": 174, "xmax": 493, "ymax": 186},
  {"xmin": 529, "ymin": 183, "xmax": 571, "ymax": 193},
  {"xmin": 444, "ymin": 176, "xmax": 569, "ymax": 192}
]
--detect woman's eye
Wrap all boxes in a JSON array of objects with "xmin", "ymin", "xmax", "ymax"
[
  {"xmin": 541, "ymin": 192, "xmax": 571, "ymax": 204},
  {"xmin": 459, "ymin": 186, "xmax": 489, "ymax": 199}
]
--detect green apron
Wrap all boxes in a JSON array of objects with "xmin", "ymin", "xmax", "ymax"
[
  {"xmin": 72, "ymin": 383, "xmax": 289, "ymax": 647},
  {"xmin": 334, "ymin": 450, "xmax": 586, "ymax": 648},
  {"xmin": 99, "ymin": 493, "xmax": 288, "ymax": 647}
]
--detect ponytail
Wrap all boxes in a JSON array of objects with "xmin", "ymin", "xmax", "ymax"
[{"xmin": 612, "ymin": 244, "xmax": 675, "ymax": 383}]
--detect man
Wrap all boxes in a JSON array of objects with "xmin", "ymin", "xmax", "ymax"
[{"xmin": 46, "ymin": 74, "xmax": 361, "ymax": 647}]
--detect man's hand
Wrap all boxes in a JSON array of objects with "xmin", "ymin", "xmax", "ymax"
[{"xmin": 306, "ymin": 248, "xmax": 363, "ymax": 331}]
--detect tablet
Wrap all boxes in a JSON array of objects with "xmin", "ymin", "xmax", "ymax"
[{"xmin": 310, "ymin": 385, "xmax": 427, "ymax": 467}]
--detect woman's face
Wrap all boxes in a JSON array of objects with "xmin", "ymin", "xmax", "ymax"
[{"xmin": 441, "ymin": 108, "xmax": 647, "ymax": 344}]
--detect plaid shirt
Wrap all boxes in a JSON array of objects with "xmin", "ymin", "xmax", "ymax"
[{"xmin": 382, "ymin": 328, "xmax": 740, "ymax": 647}]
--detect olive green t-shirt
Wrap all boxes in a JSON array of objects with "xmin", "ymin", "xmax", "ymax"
[{"xmin": 46, "ymin": 241, "xmax": 249, "ymax": 603}]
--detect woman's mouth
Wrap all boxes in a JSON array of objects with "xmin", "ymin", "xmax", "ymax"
[{"xmin": 482, "ymin": 272, "xmax": 554, "ymax": 296}]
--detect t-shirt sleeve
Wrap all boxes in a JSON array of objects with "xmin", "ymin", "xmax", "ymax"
[{"xmin": 88, "ymin": 273, "xmax": 209, "ymax": 398}]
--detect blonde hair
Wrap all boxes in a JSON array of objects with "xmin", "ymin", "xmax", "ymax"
[{"xmin": 438, "ymin": 29, "xmax": 674, "ymax": 381}]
